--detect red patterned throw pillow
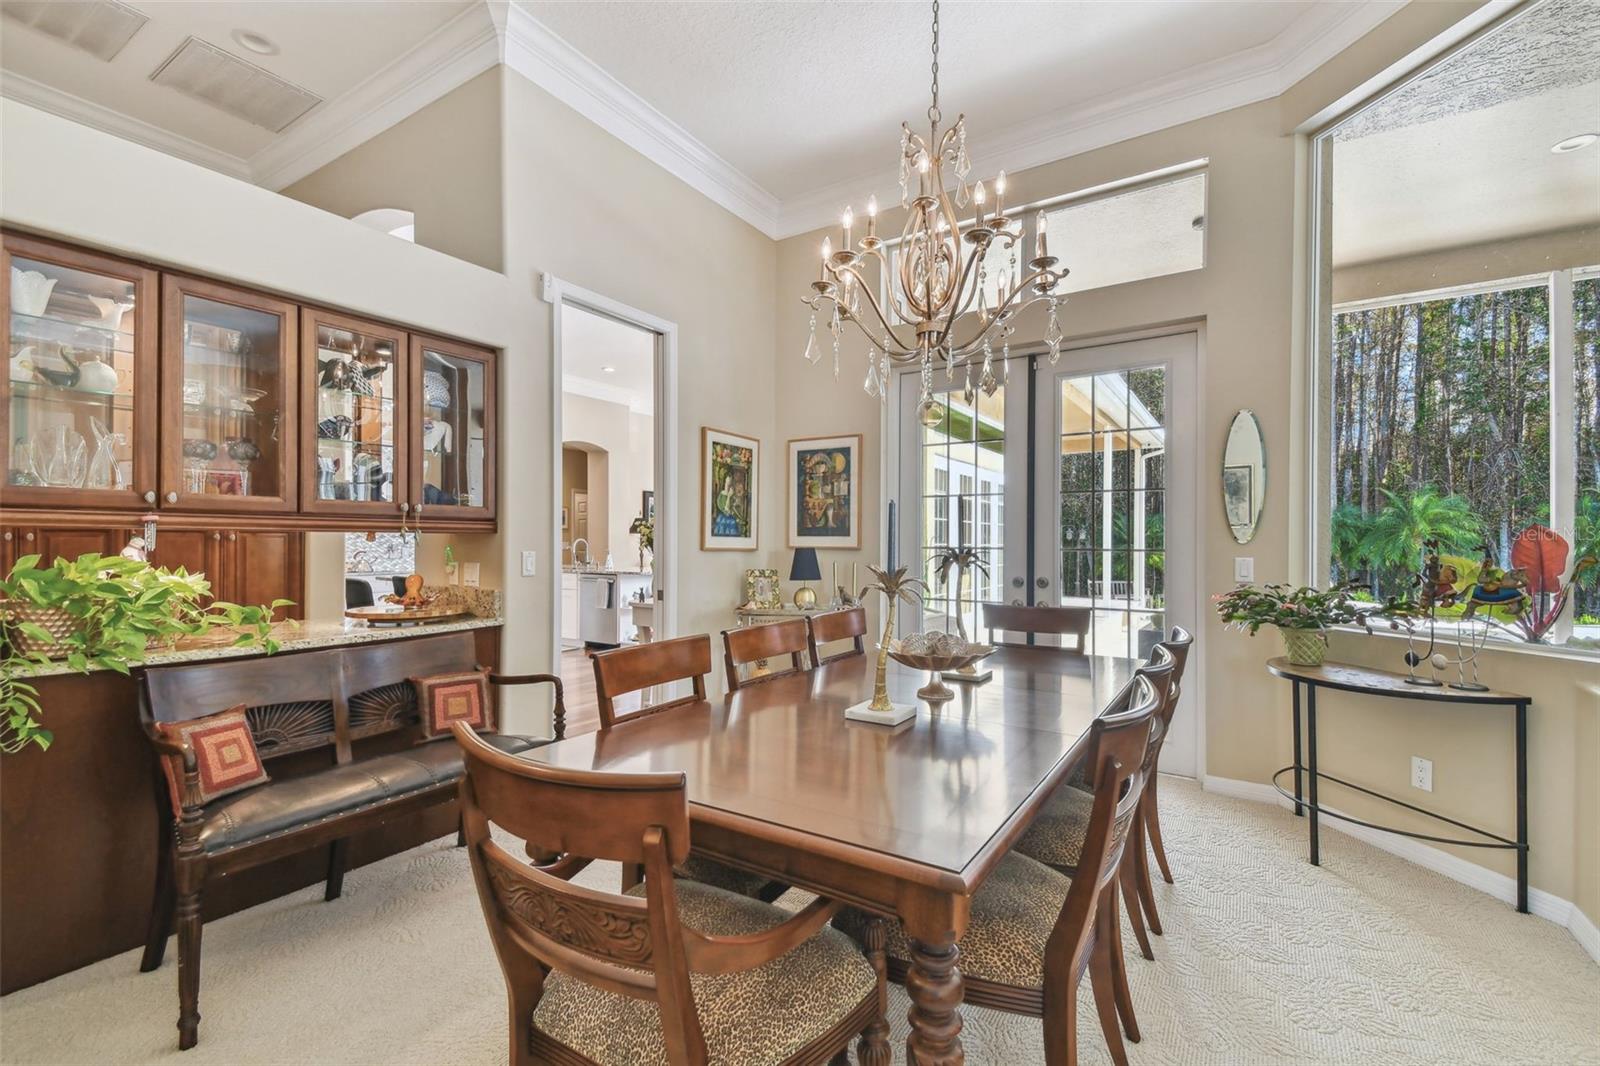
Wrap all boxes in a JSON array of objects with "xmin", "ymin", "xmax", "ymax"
[
  {"xmin": 155, "ymin": 705, "xmax": 270, "ymax": 813},
  {"xmin": 412, "ymin": 670, "xmax": 495, "ymax": 739}
]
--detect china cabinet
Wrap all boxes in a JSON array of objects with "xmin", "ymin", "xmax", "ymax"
[
  {"xmin": 2, "ymin": 236, "xmax": 158, "ymax": 509},
  {"xmin": 300, "ymin": 308, "xmax": 407, "ymax": 519},
  {"xmin": 160, "ymin": 275, "xmax": 298, "ymax": 513},
  {"xmin": 3, "ymin": 232, "xmax": 498, "ymax": 535},
  {"xmin": 410, "ymin": 333, "xmax": 495, "ymax": 525}
]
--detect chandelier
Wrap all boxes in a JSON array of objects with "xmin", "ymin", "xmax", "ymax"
[{"xmin": 801, "ymin": 0, "xmax": 1069, "ymax": 426}]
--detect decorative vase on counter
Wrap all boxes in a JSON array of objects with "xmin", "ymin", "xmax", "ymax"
[{"xmin": 1278, "ymin": 626, "xmax": 1328, "ymax": 667}]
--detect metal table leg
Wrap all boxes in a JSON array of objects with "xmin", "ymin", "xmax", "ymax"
[
  {"xmin": 1292, "ymin": 682, "xmax": 1303, "ymax": 817},
  {"xmin": 1307, "ymin": 684, "xmax": 1320, "ymax": 867},
  {"xmin": 1516, "ymin": 701, "xmax": 1528, "ymax": 914}
]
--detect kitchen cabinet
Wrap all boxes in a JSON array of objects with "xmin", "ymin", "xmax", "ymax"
[
  {"xmin": 299, "ymin": 308, "xmax": 408, "ymax": 520},
  {"xmin": 560, "ymin": 571, "xmax": 579, "ymax": 646},
  {"xmin": 3, "ymin": 235, "xmax": 158, "ymax": 510},
  {"xmin": 1, "ymin": 526, "xmax": 139, "ymax": 570},
  {"xmin": 160, "ymin": 275, "xmax": 298, "ymax": 514},
  {"xmin": 410, "ymin": 334, "xmax": 495, "ymax": 525}
]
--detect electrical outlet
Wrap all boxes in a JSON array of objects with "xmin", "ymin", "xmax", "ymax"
[
  {"xmin": 1234, "ymin": 557, "xmax": 1254, "ymax": 583},
  {"xmin": 521, "ymin": 550, "xmax": 536, "ymax": 577},
  {"xmin": 1411, "ymin": 756, "xmax": 1433, "ymax": 792}
]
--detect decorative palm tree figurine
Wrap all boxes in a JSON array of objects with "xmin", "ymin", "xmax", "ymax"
[
  {"xmin": 858, "ymin": 565, "xmax": 926, "ymax": 715},
  {"xmin": 930, "ymin": 545, "xmax": 989, "ymax": 644}
]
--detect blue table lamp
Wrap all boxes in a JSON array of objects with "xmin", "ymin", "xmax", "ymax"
[{"xmin": 789, "ymin": 547, "xmax": 821, "ymax": 608}]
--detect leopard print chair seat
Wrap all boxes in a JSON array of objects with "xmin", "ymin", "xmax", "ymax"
[
  {"xmin": 1015, "ymin": 717, "xmax": 1164, "ymax": 868},
  {"xmin": 533, "ymin": 880, "xmax": 876, "ymax": 1065}
]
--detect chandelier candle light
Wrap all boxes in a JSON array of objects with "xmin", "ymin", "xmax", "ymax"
[{"xmin": 801, "ymin": 0, "xmax": 1070, "ymax": 427}]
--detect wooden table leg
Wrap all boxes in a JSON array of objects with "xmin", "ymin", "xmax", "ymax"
[
  {"xmin": 905, "ymin": 935, "xmax": 964, "ymax": 1065},
  {"xmin": 857, "ymin": 918, "xmax": 892, "ymax": 1066}
]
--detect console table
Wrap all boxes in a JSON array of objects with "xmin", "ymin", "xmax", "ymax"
[{"xmin": 1265, "ymin": 657, "xmax": 1532, "ymax": 913}]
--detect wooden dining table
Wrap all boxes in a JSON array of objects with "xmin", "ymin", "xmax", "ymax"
[{"xmin": 526, "ymin": 645, "xmax": 1139, "ymax": 1066}]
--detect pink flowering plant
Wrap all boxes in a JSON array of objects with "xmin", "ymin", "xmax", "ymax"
[{"xmin": 1213, "ymin": 582, "xmax": 1374, "ymax": 635}]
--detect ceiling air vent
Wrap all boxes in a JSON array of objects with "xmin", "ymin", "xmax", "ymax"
[
  {"xmin": 1, "ymin": 0, "xmax": 148, "ymax": 62},
  {"xmin": 149, "ymin": 36, "xmax": 320, "ymax": 133}
]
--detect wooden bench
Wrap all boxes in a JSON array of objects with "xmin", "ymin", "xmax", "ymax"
[{"xmin": 136, "ymin": 631, "xmax": 564, "ymax": 1050}]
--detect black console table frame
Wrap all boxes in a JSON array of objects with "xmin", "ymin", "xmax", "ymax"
[{"xmin": 1265, "ymin": 656, "xmax": 1532, "ymax": 913}]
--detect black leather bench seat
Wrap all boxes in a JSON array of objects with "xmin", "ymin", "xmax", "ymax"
[{"xmin": 198, "ymin": 733, "xmax": 543, "ymax": 853}]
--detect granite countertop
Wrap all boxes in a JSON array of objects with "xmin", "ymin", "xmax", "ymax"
[
  {"xmin": 15, "ymin": 615, "xmax": 503, "ymax": 678},
  {"xmin": 561, "ymin": 567, "xmax": 654, "ymax": 577}
]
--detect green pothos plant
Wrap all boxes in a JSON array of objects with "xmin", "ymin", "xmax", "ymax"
[{"xmin": 0, "ymin": 553, "xmax": 290, "ymax": 754}]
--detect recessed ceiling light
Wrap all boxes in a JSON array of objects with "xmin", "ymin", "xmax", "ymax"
[
  {"xmin": 231, "ymin": 28, "xmax": 277, "ymax": 55},
  {"xmin": 600, "ymin": 366, "xmax": 617, "ymax": 374},
  {"xmin": 1551, "ymin": 133, "xmax": 1598, "ymax": 154}
]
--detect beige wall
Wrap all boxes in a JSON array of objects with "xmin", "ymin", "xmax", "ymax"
[
  {"xmin": 497, "ymin": 70, "xmax": 779, "ymax": 690},
  {"xmin": 281, "ymin": 68, "xmax": 504, "ymax": 273},
  {"xmin": 1334, "ymin": 224, "xmax": 1600, "ymax": 304},
  {"xmin": 562, "ymin": 393, "xmax": 653, "ymax": 567}
]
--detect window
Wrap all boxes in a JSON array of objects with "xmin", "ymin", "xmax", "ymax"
[
  {"xmin": 919, "ymin": 385, "xmax": 1006, "ymax": 633},
  {"xmin": 1326, "ymin": 270, "xmax": 1598, "ymax": 652}
]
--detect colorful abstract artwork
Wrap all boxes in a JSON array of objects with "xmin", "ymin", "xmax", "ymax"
[
  {"xmin": 788, "ymin": 434, "xmax": 861, "ymax": 548},
  {"xmin": 702, "ymin": 427, "xmax": 759, "ymax": 550}
]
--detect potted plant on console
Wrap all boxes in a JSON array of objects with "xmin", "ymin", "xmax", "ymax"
[
  {"xmin": 1214, "ymin": 582, "xmax": 1373, "ymax": 667},
  {"xmin": 0, "ymin": 553, "xmax": 288, "ymax": 753}
]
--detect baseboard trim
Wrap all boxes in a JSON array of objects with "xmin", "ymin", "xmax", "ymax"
[{"xmin": 1201, "ymin": 774, "xmax": 1599, "ymax": 965}]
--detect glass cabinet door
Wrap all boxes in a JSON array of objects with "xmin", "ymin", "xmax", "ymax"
[
  {"xmin": 161, "ymin": 276, "xmax": 297, "ymax": 512},
  {"xmin": 3, "ymin": 236, "xmax": 157, "ymax": 508},
  {"xmin": 300, "ymin": 309, "xmax": 407, "ymax": 517},
  {"xmin": 409, "ymin": 334, "xmax": 495, "ymax": 523}
]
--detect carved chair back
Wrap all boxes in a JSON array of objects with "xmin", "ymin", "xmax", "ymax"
[
  {"xmin": 805, "ymin": 606, "xmax": 867, "ymax": 665},
  {"xmin": 452, "ymin": 724, "xmax": 711, "ymax": 1061},
  {"xmin": 722, "ymin": 619, "xmax": 812, "ymax": 691},
  {"xmin": 592, "ymin": 634, "xmax": 711, "ymax": 729},
  {"xmin": 1158, "ymin": 626, "xmax": 1194, "ymax": 730},
  {"xmin": 982, "ymin": 603, "xmax": 1091, "ymax": 652},
  {"xmin": 140, "ymin": 631, "xmax": 483, "ymax": 771},
  {"xmin": 1044, "ymin": 671, "xmax": 1161, "ymax": 979},
  {"xmin": 1130, "ymin": 648, "xmax": 1176, "ymax": 782}
]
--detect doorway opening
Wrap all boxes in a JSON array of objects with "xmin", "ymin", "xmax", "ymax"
[{"xmin": 545, "ymin": 277, "xmax": 680, "ymax": 726}]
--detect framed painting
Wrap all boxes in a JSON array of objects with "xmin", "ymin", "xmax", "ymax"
[
  {"xmin": 788, "ymin": 433, "xmax": 862, "ymax": 549},
  {"xmin": 702, "ymin": 426, "xmax": 759, "ymax": 550},
  {"xmin": 743, "ymin": 568, "xmax": 781, "ymax": 609}
]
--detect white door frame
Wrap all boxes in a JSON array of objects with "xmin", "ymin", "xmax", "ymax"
[
  {"xmin": 884, "ymin": 323, "xmax": 1207, "ymax": 779},
  {"xmin": 540, "ymin": 274, "xmax": 679, "ymax": 670}
]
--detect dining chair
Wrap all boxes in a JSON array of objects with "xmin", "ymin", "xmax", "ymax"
[
  {"xmin": 984, "ymin": 602, "xmax": 1092, "ymax": 652},
  {"xmin": 344, "ymin": 578, "xmax": 374, "ymax": 609},
  {"xmin": 805, "ymin": 606, "xmax": 868, "ymax": 665},
  {"xmin": 452, "ymin": 724, "xmax": 884, "ymax": 1066},
  {"xmin": 1138, "ymin": 627, "xmax": 1195, "ymax": 900},
  {"xmin": 721, "ymin": 619, "xmax": 812, "ymax": 691},
  {"xmin": 592, "ymin": 635, "xmax": 781, "ymax": 900},
  {"xmin": 1015, "ymin": 649, "xmax": 1177, "ymax": 963},
  {"xmin": 591, "ymin": 633, "xmax": 710, "ymax": 729},
  {"xmin": 836, "ymin": 671, "xmax": 1163, "ymax": 1066}
]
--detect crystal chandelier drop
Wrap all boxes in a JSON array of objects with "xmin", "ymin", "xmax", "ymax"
[{"xmin": 801, "ymin": 0, "xmax": 1068, "ymax": 426}]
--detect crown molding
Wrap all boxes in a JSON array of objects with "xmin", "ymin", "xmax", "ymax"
[
  {"xmin": 773, "ymin": 0, "xmax": 1406, "ymax": 238},
  {"xmin": 500, "ymin": 1, "xmax": 781, "ymax": 237},
  {"xmin": 251, "ymin": 2, "xmax": 502, "ymax": 191},
  {"xmin": 0, "ymin": 70, "xmax": 253, "ymax": 181}
]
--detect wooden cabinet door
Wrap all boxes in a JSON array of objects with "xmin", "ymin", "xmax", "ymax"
[
  {"xmin": 409, "ymin": 334, "xmax": 495, "ymax": 525},
  {"xmin": 32, "ymin": 526, "xmax": 140, "ymax": 565},
  {"xmin": 299, "ymin": 308, "xmax": 409, "ymax": 521},
  {"xmin": 2, "ymin": 234, "xmax": 159, "ymax": 510},
  {"xmin": 1, "ymin": 527, "xmax": 34, "ymax": 573},
  {"xmin": 159, "ymin": 275, "xmax": 298, "ymax": 514},
  {"xmin": 223, "ymin": 531, "xmax": 303, "ymax": 621},
  {"xmin": 146, "ymin": 528, "xmax": 223, "ymax": 592}
]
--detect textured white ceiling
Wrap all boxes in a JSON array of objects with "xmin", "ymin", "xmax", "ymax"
[
  {"xmin": 1332, "ymin": 0, "xmax": 1600, "ymax": 266},
  {"xmin": 0, "ymin": 0, "xmax": 470, "ymax": 157},
  {"xmin": 519, "ymin": 0, "xmax": 1329, "ymax": 202}
]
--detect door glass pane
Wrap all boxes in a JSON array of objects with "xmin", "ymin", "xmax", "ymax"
[
  {"xmin": 1058, "ymin": 365, "xmax": 1166, "ymax": 655},
  {"xmin": 919, "ymin": 383, "xmax": 1006, "ymax": 636},
  {"xmin": 8, "ymin": 255, "xmax": 137, "ymax": 493},
  {"xmin": 179, "ymin": 295, "xmax": 283, "ymax": 499},
  {"xmin": 313, "ymin": 323, "xmax": 399, "ymax": 503},
  {"xmin": 419, "ymin": 348, "xmax": 486, "ymax": 509}
]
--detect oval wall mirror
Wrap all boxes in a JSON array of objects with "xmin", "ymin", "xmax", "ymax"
[{"xmin": 1223, "ymin": 410, "xmax": 1266, "ymax": 544}]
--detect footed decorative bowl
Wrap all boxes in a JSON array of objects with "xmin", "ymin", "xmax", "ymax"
[{"xmin": 888, "ymin": 632, "xmax": 995, "ymax": 703}]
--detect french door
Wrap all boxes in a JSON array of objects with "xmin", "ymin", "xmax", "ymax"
[{"xmin": 895, "ymin": 331, "xmax": 1198, "ymax": 775}]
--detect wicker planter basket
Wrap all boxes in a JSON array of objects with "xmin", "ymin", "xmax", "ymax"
[
  {"xmin": 2, "ymin": 603, "xmax": 75, "ymax": 658},
  {"xmin": 1277, "ymin": 626, "xmax": 1328, "ymax": 667}
]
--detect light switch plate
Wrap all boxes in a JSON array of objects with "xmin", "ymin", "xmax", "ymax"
[
  {"xmin": 521, "ymin": 550, "xmax": 536, "ymax": 577},
  {"xmin": 463, "ymin": 561, "xmax": 481, "ymax": 588},
  {"xmin": 1234, "ymin": 556, "xmax": 1254, "ymax": 583}
]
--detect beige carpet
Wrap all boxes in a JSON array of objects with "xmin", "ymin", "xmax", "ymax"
[{"xmin": 2, "ymin": 780, "xmax": 1595, "ymax": 1066}]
